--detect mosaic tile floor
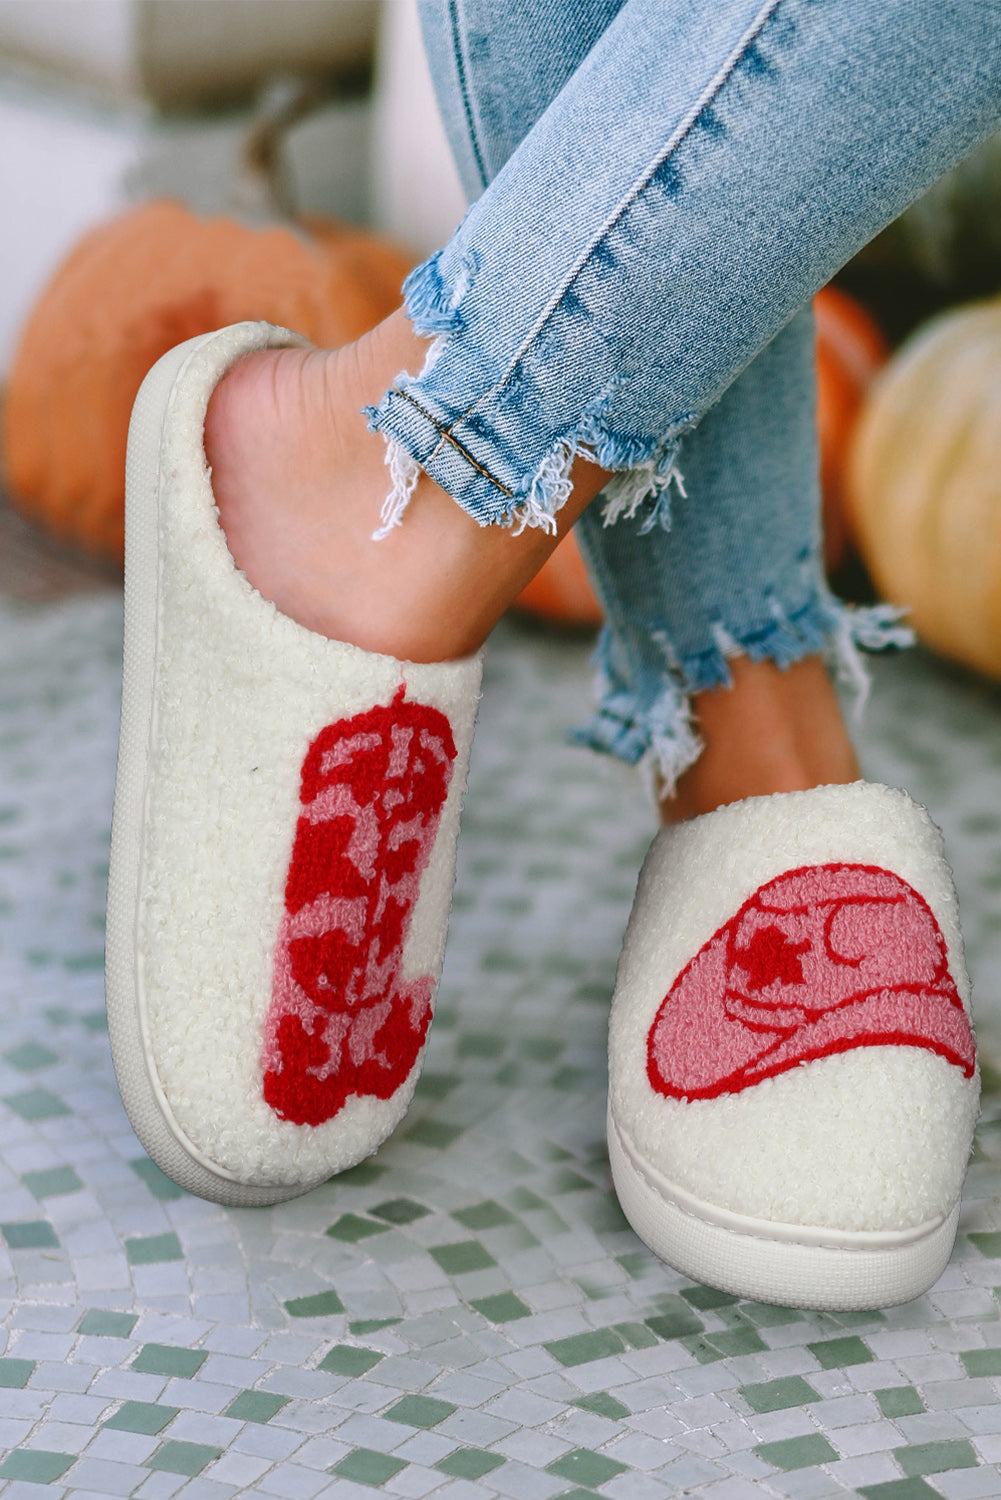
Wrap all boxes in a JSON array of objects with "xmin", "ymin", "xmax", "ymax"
[{"xmin": 2, "ymin": 588, "xmax": 1001, "ymax": 1500}]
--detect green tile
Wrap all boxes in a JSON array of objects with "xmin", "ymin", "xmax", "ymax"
[
  {"xmin": 129, "ymin": 1157, "xmax": 184, "ymax": 1200},
  {"xmin": 225, "ymin": 1391, "xmax": 290, "ymax": 1423},
  {"xmin": 545, "ymin": 1329, "xmax": 626, "ymax": 1367},
  {"xmin": 682, "ymin": 1334, "xmax": 727, "ymax": 1365},
  {"xmin": 385, "ymin": 1395, "xmax": 458, "ymax": 1428},
  {"xmin": 334, "ymin": 1161, "xmax": 386, "ymax": 1187},
  {"xmin": 807, "ymin": 1335, "xmax": 874, "ymax": 1369},
  {"xmin": 436, "ymin": 1448, "xmax": 505, "ymax": 1480},
  {"xmin": 875, "ymin": 1386, "xmax": 924, "ymax": 1418},
  {"xmin": 482, "ymin": 947, "xmax": 525, "ymax": 971},
  {"xmin": 429, "ymin": 1240, "xmax": 496, "ymax": 1274},
  {"xmin": 471, "ymin": 1293, "xmax": 532, "ymax": 1323},
  {"xmin": 0, "ymin": 1450, "xmax": 74, "ymax": 1483},
  {"xmin": 23, "ymin": 1166, "xmax": 82, "ymax": 1198},
  {"xmin": 644, "ymin": 1303, "xmax": 704, "ymax": 1341},
  {"xmin": 349, "ymin": 1318, "xmax": 401, "ymax": 1335},
  {"xmin": 4, "ymin": 1042, "xmax": 59, "ymax": 1071},
  {"xmin": 960, "ymin": 1348, "xmax": 1001, "ymax": 1377},
  {"xmin": 104, "ymin": 1402, "xmax": 179, "ymax": 1435},
  {"xmin": 544, "ymin": 1167, "xmax": 592, "ymax": 1194},
  {"xmin": 2, "ymin": 1220, "xmax": 59, "ymax": 1249},
  {"xmin": 739, "ymin": 1301, "xmax": 803, "ymax": 1327},
  {"xmin": 325, "ymin": 1213, "xmax": 389, "ymax": 1243},
  {"xmin": 968, "ymin": 1232, "xmax": 1001, "ymax": 1257},
  {"xmin": 418, "ymin": 1071, "xmax": 460, "ymax": 1099},
  {"xmin": 681, "ymin": 1284, "xmax": 740, "ymax": 1310},
  {"xmin": 616, "ymin": 1251, "xmax": 652, "ymax": 1280},
  {"xmin": 572, "ymin": 1393, "xmax": 630, "ymax": 1420},
  {"xmin": 458, "ymin": 1031, "xmax": 505, "ymax": 1058},
  {"xmin": 495, "ymin": 1222, "xmax": 540, "ymax": 1250},
  {"xmin": 2, "ymin": 1088, "xmax": 70, "ymax": 1120},
  {"xmin": 147, "ymin": 1441, "xmax": 223, "ymax": 1476},
  {"xmin": 403, "ymin": 1119, "xmax": 463, "ymax": 1148},
  {"xmin": 894, "ymin": 1440, "xmax": 978, "ymax": 1477},
  {"xmin": 520, "ymin": 1037, "xmax": 562, "ymax": 1062},
  {"xmin": 612, "ymin": 1321, "xmax": 658, "ymax": 1350},
  {"xmin": 369, "ymin": 1198, "xmax": 430, "ymax": 1225},
  {"xmin": 546, "ymin": 1449, "xmax": 627, "ymax": 1486},
  {"xmin": 78, "ymin": 1309, "xmax": 137, "ymax": 1338},
  {"xmin": 63, "ymin": 951, "xmax": 104, "ymax": 972},
  {"xmin": 756, "ymin": 1435, "xmax": 838, "ymax": 1470},
  {"xmin": 740, "ymin": 1377, "xmax": 821, "ymax": 1413},
  {"xmin": 509, "ymin": 1186, "xmax": 547, "ymax": 1212},
  {"xmin": 0, "ymin": 1358, "xmax": 35, "ymax": 1388},
  {"xmin": 708, "ymin": 1327, "xmax": 768, "ymax": 1357},
  {"xmin": 574, "ymin": 1274, "xmax": 617, "ymax": 1303},
  {"xmin": 131, "ymin": 1344, "xmax": 207, "ymax": 1378},
  {"xmin": 858, "ymin": 1481, "xmax": 948, "ymax": 1500},
  {"xmin": 319, "ymin": 1345, "xmax": 384, "ymax": 1377},
  {"xmin": 551, "ymin": 1065, "xmax": 593, "ymax": 1090},
  {"xmin": 332, "ymin": 1448, "xmax": 406, "ymax": 1486},
  {"xmin": 285, "ymin": 1289, "xmax": 345, "ymax": 1318},
  {"xmin": 453, "ymin": 1200, "xmax": 515, "ymax": 1230},
  {"xmin": 832, "ymin": 1307, "xmax": 885, "ymax": 1327},
  {"xmin": 125, "ymin": 1232, "xmax": 183, "ymax": 1265}
]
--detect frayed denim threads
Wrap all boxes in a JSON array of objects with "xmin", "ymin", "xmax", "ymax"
[{"xmin": 574, "ymin": 594, "xmax": 912, "ymax": 797}]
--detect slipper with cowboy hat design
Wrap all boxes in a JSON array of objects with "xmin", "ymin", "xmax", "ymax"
[{"xmin": 607, "ymin": 781, "xmax": 979, "ymax": 1309}]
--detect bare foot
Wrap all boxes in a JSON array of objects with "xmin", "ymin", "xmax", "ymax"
[
  {"xmin": 204, "ymin": 309, "xmax": 607, "ymax": 663},
  {"xmin": 661, "ymin": 655, "xmax": 861, "ymax": 824}
]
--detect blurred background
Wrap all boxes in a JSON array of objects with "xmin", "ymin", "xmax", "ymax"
[{"xmin": 3, "ymin": 8, "xmax": 1001, "ymax": 1500}]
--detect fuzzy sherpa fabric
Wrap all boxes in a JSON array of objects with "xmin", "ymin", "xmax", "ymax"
[
  {"xmin": 608, "ymin": 782, "xmax": 980, "ymax": 1233},
  {"xmin": 131, "ymin": 325, "xmax": 481, "ymax": 1187}
]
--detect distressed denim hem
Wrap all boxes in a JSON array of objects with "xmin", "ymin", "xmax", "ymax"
[
  {"xmin": 571, "ymin": 595, "xmax": 913, "ymax": 798},
  {"xmin": 365, "ymin": 250, "xmax": 693, "ymax": 536}
]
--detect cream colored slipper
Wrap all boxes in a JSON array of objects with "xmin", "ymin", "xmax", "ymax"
[
  {"xmin": 608, "ymin": 782, "xmax": 979, "ymax": 1310},
  {"xmin": 106, "ymin": 322, "xmax": 481, "ymax": 1206}
]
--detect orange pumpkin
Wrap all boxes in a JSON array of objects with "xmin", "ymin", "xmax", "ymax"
[
  {"xmin": 813, "ymin": 284, "xmax": 889, "ymax": 569},
  {"xmin": 1, "ymin": 200, "xmax": 411, "ymax": 561},
  {"xmin": 513, "ymin": 286, "xmax": 887, "ymax": 624}
]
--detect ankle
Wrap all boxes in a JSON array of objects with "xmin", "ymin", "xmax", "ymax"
[
  {"xmin": 204, "ymin": 314, "xmax": 611, "ymax": 664},
  {"xmin": 660, "ymin": 655, "xmax": 860, "ymax": 825}
]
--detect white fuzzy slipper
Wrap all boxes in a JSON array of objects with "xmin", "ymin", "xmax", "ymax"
[
  {"xmin": 105, "ymin": 322, "xmax": 481, "ymax": 1206},
  {"xmin": 607, "ymin": 782, "xmax": 979, "ymax": 1310}
]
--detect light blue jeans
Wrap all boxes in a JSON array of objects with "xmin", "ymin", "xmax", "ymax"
[{"xmin": 368, "ymin": 0, "xmax": 1001, "ymax": 789}]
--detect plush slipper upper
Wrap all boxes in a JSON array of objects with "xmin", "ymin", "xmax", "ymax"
[
  {"xmin": 608, "ymin": 782, "xmax": 979, "ymax": 1233},
  {"xmin": 120, "ymin": 325, "xmax": 481, "ymax": 1188}
]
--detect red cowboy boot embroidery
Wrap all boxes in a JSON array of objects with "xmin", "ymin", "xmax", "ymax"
[
  {"xmin": 263, "ymin": 686, "xmax": 456, "ymax": 1125},
  {"xmin": 647, "ymin": 863, "xmax": 976, "ymax": 1101}
]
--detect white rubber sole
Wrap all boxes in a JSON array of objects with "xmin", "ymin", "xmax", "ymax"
[
  {"xmin": 106, "ymin": 329, "xmax": 311, "ymax": 1206},
  {"xmin": 608, "ymin": 1107, "xmax": 960, "ymax": 1310}
]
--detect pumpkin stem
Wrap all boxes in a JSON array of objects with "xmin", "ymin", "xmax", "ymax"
[{"xmin": 232, "ymin": 76, "xmax": 324, "ymax": 223}]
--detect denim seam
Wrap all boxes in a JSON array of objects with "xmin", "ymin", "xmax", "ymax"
[
  {"xmin": 445, "ymin": 0, "xmax": 786, "ymax": 436},
  {"xmin": 447, "ymin": 0, "xmax": 490, "ymax": 193},
  {"xmin": 387, "ymin": 387, "xmax": 515, "ymax": 497}
]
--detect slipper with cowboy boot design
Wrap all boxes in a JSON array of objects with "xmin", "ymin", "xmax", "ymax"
[
  {"xmin": 106, "ymin": 322, "xmax": 481, "ymax": 1206},
  {"xmin": 607, "ymin": 781, "xmax": 979, "ymax": 1310}
]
